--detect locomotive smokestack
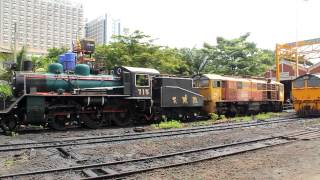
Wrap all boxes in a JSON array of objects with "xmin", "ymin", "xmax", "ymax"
[{"xmin": 22, "ymin": 60, "xmax": 33, "ymax": 72}]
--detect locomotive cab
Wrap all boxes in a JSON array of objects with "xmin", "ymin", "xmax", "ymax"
[
  {"xmin": 114, "ymin": 66, "xmax": 160, "ymax": 98},
  {"xmin": 193, "ymin": 74, "xmax": 223, "ymax": 114},
  {"xmin": 292, "ymin": 73, "xmax": 320, "ymax": 116}
]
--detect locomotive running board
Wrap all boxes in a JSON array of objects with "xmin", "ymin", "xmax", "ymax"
[
  {"xmin": 75, "ymin": 86, "xmax": 125, "ymax": 91},
  {"xmin": 125, "ymin": 97, "xmax": 152, "ymax": 99}
]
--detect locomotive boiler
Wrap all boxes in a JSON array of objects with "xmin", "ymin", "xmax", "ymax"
[{"xmin": 13, "ymin": 63, "xmax": 122, "ymax": 95}]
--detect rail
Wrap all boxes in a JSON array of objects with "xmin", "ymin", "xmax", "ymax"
[
  {"xmin": 0, "ymin": 116, "xmax": 302, "ymax": 152},
  {"xmin": 283, "ymin": 103, "xmax": 293, "ymax": 110},
  {"xmin": 0, "ymin": 128, "xmax": 319, "ymax": 179}
]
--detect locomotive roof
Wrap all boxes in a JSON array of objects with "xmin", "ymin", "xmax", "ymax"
[
  {"xmin": 311, "ymin": 74, "xmax": 320, "ymax": 78},
  {"xmin": 293, "ymin": 73, "xmax": 320, "ymax": 80},
  {"xmin": 122, "ymin": 66, "xmax": 160, "ymax": 74},
  {"xmin": 202, "ymin": 74, "xmax": 282, "ymax": 84}
]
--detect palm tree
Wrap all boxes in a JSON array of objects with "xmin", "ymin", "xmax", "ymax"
[{"xmin": 17, "ymin": 46, "xmax": 27, "ymax": 71}]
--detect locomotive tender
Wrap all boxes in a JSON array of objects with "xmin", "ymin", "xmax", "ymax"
[{"xmin": 0, "ymin": 63, "xmax": 204, "ymax": 132}]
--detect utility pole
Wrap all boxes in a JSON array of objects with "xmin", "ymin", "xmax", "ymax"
[
  {"xmin": 13, "ymin": 23, "xmax": 17, "ymax": 63},
  {"xmin": 275, "ymin": 44, "xmax": 280, "ymax": 82},
  {"xmin": 295, "ymin": 0, "xmax": 299, "ymax": 77}
]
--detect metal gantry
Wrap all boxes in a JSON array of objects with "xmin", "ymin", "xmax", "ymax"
[{"xmin": 275, "ymin": 37, "xmax": 320, "ymax": 81}]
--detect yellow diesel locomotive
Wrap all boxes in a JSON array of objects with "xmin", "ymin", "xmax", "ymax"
[
  {"xmin": 194, "ymin": 74, "xmax": 284, "ymax": 116},
  {"xmin": 292, "ymin": 73, "xmax": 320, "ymax": 117}
]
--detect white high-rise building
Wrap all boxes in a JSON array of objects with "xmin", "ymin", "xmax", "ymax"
[
  {"xmin": 85, "ymin": 14, "xmax": 122, "ymax": 45},
  {"xmin": 0, "ymin": 0, "xmax": 84, "ymax": 55}
]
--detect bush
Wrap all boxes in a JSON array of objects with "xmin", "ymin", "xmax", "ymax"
[
  {"xmin": 210, "ymin": 113, "xmax": 219, "ymax": 121},
  {"xmin": 35, "ymin": 68, "xmax": 46, "ymax": 72},
  {"xmin": 219, "ymin": 115, "xmax": 226, "ymax": 120},
  {"xmin": 153, "ymin": 120, "xmax": 183, "ymax": 129},
  {"xmin": 0, "ymin": 84, "xmax": 12, "ymax": 99}
]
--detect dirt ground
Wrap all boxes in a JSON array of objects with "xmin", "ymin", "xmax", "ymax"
[
  {"xmin": 0, "ymin": 112, "xmax": 293, "ymax": 145},
  {"xmin": 131, "ymin": 138, "xmax": 320, "ymax": 180},
  {"xmin": 75, "ymin": 120, "xmax": 315, "ymax": 163},
  {"xmin": 0, "ymin": 118, "xmax": 319, "ymax": 179}
]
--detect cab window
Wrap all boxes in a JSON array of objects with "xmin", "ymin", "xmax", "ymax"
[
  {"xmin": 212, "ymin": 80, "xmax": 221, "ymax": 88},
  {"xmin": 221, "ymin": 81, "xmax": 226, "ymax": 88},
  {"xmin": 193, "ymin": 80, "xmax": 200, "ymax": 87},
  {"xmin": 242, "ymin": 82, "xmax": 247, "ymax": 88},
  {"xmin": 135, "ymin": 74, "xmax": 149, "ymax": 87},
  {"xmin": 123, "ymin": 72, "xmax": 130, "ymax": 83},
  {"xmin": 293, "ymin": 78, "xmax": 304, "ymax": 88},
  {"xmin": 199, "ymin": 79, "xmax": 209, "ymax": 87},
  {"xmin": 307, "ymin": 76, "xmax": 320, "ymax": 87},
  {"xmin": 237, "ymin": 82, "xmax": 243, "ymax": 89}
]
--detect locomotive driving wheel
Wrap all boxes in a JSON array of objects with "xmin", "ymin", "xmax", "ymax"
[
  {"xmin": 0, "ymin": 114, "xmax": 18, "ymax": 133},
  {"xmin": 110, "ymin": 112, "xmax": 132, "ymax": 127},
  {"xmin": 48, "ymin": 115, "xmax": 67, "ymax": 131},
  {"xmin": 81, "ymin": 113, "xmax": 104, "ymax": 129}
]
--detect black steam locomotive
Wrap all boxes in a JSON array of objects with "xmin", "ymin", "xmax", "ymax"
[{"xmin": 0, "ymin": 63, "xmax": 203, "ymax": 133}]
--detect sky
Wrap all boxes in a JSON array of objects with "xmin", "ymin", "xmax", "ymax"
[{"xmin": 81, "ymin": 0, "xmax": 320, "ymax": 50}]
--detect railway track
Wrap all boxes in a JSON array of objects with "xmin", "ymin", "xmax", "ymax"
[
  {"xmin": 1, "ymin": 129, "xmax": 319, "ymax": 179},
  {"xmin": 0, "ymin": 116, "xmax": 308, "ymax": 152}
]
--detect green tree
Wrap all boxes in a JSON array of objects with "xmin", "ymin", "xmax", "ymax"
[
  {"xmin": 156, "ymin": 48, "xmax": 189, "ymax": 75},
  {"xmin": 203, "ymin": 33, "xmax": 274, "ymax": 76},
  {"xmin": 94, "ymin": 31, "xmax": 276, "ymax": 76},
  {"xmin": 0, "ymin": 52, "xmax": 12, "ymax": 62},
  {"xmin": 47, "ymin": 47, "xmax": 69, "ymax": 62},
  {"xmin": 254, "ymin": 49, "xmax": 275, "ymax": 75},
  {"xmin": 94, "ymin": 30, "xmax": 188, "ymax": 75},
  {"xmin": 31, "ymin": 56, "xmax": 51, "ymax": 71},
  {"xmin": 16, "ymin": 46, "xmax": 28, "ymax": 71},
  {"xmin": 0, "ymin": 52, "xmax": 13, "ymax": 81},
  {"xmin": 179, "ymin": 47, "xmax": 209, "ymax": 75},
  {"xmin": 28, "ymin": 47, "xmax": 68, "ymax": 71}
]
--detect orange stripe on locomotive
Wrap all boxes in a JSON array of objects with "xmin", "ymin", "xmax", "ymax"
[{"xmin": 194, "ymin": 74, "xmax": 284, "ymax": 115}]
